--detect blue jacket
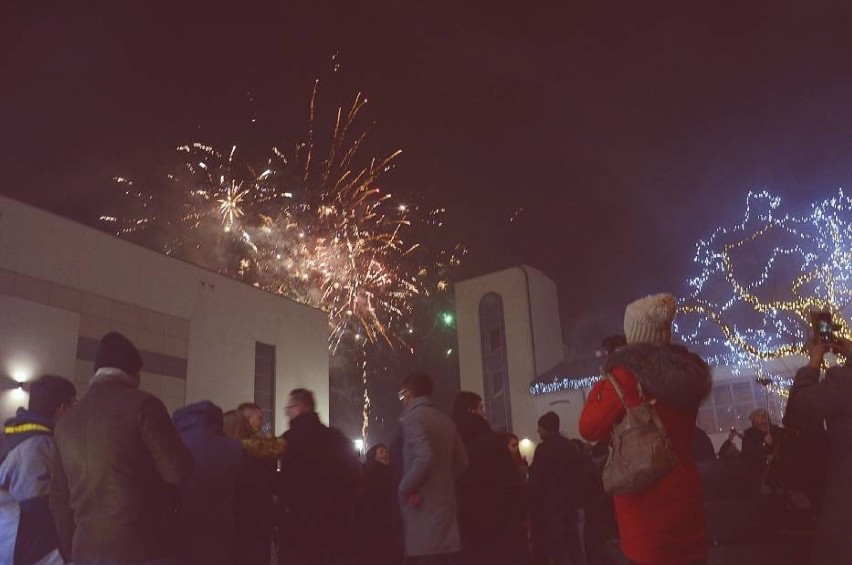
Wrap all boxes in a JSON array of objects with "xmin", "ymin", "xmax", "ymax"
[
  {"xmin": 0, "ymin": 408, "xmax": 60, "ymax": 565},
  {"xmin": 173, "ymin": 401, "xmax": 243, "ymax": 565}
]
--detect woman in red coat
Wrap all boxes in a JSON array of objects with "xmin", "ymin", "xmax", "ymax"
[{"xmin": 579, "ymin": 294, "xmax": 711, "ymax": 565}]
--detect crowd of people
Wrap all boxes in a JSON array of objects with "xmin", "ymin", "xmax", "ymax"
[{"xmin": 1, "ymin": 290, "xmax": 850, "ymax": 565}]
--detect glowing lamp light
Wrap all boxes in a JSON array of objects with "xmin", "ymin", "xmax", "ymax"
[
  {"xmin": 519, "ymin": 437, "xmax": 536, "ymax": 461},
  {"xmin": 353, "ymin": 438, "xmax": 365, "ymax": 452}
]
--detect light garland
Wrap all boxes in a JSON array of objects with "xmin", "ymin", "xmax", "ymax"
[
  {"xmin": 530, "ymin": 375, "xmax": 602, "ymax": 396},
  {"xmin": 678, "ymin": 190, "xmax": 851, "ymax": 377}
]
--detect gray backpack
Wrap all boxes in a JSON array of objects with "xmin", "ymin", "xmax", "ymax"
[{"xmin": 601, "ymin": 374, "xmax": 679, "ymax": 495}]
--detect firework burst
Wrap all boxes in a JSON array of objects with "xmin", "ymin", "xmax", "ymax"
[{"xmin": 102, "ymin": 82, "xmax": 463, "ymax": 355}]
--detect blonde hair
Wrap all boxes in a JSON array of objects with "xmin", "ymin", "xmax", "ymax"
[
  {"xmin": 749, "ymin": 409, "xmax": 769, "ymax": 425},
  {"xmin": 224, "ymin": 409, "xmax": 255, "ymax": 440}
]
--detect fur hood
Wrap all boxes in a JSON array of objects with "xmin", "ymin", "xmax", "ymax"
[{"xmin": 601, "ymin": 343, "xmax": 711, "ymax": 410}]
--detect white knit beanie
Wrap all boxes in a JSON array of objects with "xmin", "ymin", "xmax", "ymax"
[{"xmin": 623, "ymin": 293, "xmax": 677, "ymax": 344}]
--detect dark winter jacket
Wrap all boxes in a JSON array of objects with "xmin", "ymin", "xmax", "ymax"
[
  {"xmin": 356, "ymin": 454, "xmax": 397, "ymax": 565},
  {"xmin": 741, "ymin": 424, "xmax": 783, "ymax": 457},
  {"xmin": 233, "ymin": 437, "xmax": 281, "ymax": 565},
  {"xmin": 0, "ymin": 409, "xmax": 60, "ymax": 564},
  {"xmin": 529, "ymin": 433, "xmax": 584, "ymax": 521},
  {"xmin": 50, "ymin": 370, "xmax": 194, "ymax": 562},
  {"xmin": 173, "ymin": 401, "xmax": 244, "ymax": 565},
  {"xmin": 786, "ymin": 364, "xmax": 852, "ymax": 564},
  {"xmin": 579, "ymin": 343, "xmax": 711, "ymax": 565},
  {"xmin": 691, "ymin": 426, "xmax": 716, "ymax": 462},
  {"xmin": 454, "ymin": 412, "xmax": 526, "ymax": 563},
  {"xmin": 277, "ymin": 412, "xmax": 360, "ymax": 555}
]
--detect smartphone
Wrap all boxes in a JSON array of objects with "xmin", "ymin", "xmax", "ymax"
[{"xmin": 812, "ymin": 311, "xmax": 834, "ymax": 344}]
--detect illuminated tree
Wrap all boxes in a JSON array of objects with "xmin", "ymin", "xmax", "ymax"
[{"xmin": 678, "ymin": 190, "xmax": 852, "ymax": 391}]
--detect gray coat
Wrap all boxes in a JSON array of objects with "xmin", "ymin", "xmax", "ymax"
[
  {"xmin": 398, "ymin": 396, "xmax": 468, "ymax": 557},
  {"xmin": 787, "ymin": 364, "xmax": 852, "ymax": 564}
]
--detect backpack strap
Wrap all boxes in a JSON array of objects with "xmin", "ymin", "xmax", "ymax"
[{"xmin": 605, "ymin": 373, "xmax": 645, "ymax": 408}]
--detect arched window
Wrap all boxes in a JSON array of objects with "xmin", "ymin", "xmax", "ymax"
[{"xmin": 479, "ymin": 293, "xmax": 512, "ymax": 432}]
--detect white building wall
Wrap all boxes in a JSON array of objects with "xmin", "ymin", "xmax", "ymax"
[
  {"xmin": 0, "ymin": 195, "xmax": 329, "ymax": 429},
  {"xmin": 532, "ymin": 388, "xmax": 587, "ymax": 443},
  {"xmin": 525, "ymin": 267, "xmax": 565, "ymax": 375},
  {"xmin": 456, "ymin": 266, "xmax": 565, "ymax": 446}
]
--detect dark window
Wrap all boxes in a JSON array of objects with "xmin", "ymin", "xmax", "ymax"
[
  {"xmin": 254, "ymin": 342, "xmax": 276, "ymax": 435},
  {"xmin": 699, "ymin": 379, "xmax": 777, "ymax": 433},
  {"xmin": 489, "ymin": 328, "xmax": 502, "ymax": 353},
  {"xmin": 479, "ymin": 293, "xmax": 512, "ymax": 433}
]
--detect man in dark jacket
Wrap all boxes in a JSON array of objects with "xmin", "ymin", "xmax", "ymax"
[
  {"xmin": 452, "ymin": 391, "xmax": 526, "ymax": 565},
  {"xmin": 786, "ymin": 337, "xmax": 852, "ymax": 564},
  {"xmin": 0, "ymin": 374, "xmax": 76, "ymax": 565},
  {"xmin": 50, "ymin": 332, "xmax": 194, "ymax": 564},
  {"xmin": 741, "ymin": 409, "xmax": 783, "ymax": 457},
  {"xmin": 173, "ymin": 401, "xmax": 244, "ymax": 565},
  {"xmin": 277, "ymin": 388, "xmax": 359, "ymax": 565},
  {"xmin": 530, "ymin": 411, "xmax": 585, "ymax": 565}
]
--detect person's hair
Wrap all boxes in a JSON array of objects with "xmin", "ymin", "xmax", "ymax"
[
  {"xmin": 749, "ymin": 409, "xmax": 769, "ymax": 425},
  {"xmin": 365, "ymin": 443, "xmax": 389, "ymax": 463},
  {"xmin": 452, "ymin": 391, "xmax": 482, "ymax": 419},
  {"xmin": 224, "ymin": 409, "xmax": 255, "ymax": 440},
  {"xmin": 28, "ymin": 375, "xmax": 76, "ymax": 419},
  {"xmin": 505, "ymin": 432, "xmax": 519, "ymax": 443},
  {"xmin": 237, "ymin": 402, "xmax": 262, "ymax": 415},
  {"xmin": 289, "ymin": 388, "xmax": 315, "ymax": 412},
  {"xmin": 601, "ymin": 334, "xmax": 627, "ymax": 355},
  {"xmin": 538, "ymin": 411, "xmax": 560, "ymax": 434},
  {"xmin": 402, "ymin": 372, "xmax": 434, "ymax": 398}
]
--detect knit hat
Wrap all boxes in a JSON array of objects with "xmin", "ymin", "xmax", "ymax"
[
  {"xmin": 94, "ymin": 332, "xmax": 143, "ymax": 376},
  {"xmin": 537, "ymin": 411, "xmax": 560, "ymax": 434},
  {"xmin": 623, "ymin": 293, "xmax": 677, "ymax": 344}
]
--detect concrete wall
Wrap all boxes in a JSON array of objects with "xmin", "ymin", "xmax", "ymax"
[
  {"xmin": 524, "ymin": 267, "xmax": 565, "ymax": 375},
  {"xmin": 455, "ymin": 266, "xmax": 565, "ymax": 444},
  {"xmin": 0, "ymin": 194, "xmax": 329, "ymax": 430}
]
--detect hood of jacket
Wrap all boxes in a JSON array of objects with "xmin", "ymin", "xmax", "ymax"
[
  {"xmin": 601, "ymin": 343, "xmax": 711, "ymax": 410},
  {"xmin": 3, "ymin": 407, "xmax": 54, "ymax": 430},
  {"xmin": 173, "ymin": 400, "xmax": 224, "ymax": 435},
  {"xmin": 0, "ymin": 407, "xmax": 54, "ymax": 465}
]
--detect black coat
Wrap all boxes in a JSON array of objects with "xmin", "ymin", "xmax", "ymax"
[
  {"xmin": 454, "ymin": 412, "xmax": 526, "ymax": 563},
  {"xmin": 277, "ymin": 412, "xmax": 360, "ymax": 554},
  {"xmin": 173, "ymin": 401, "xmax": 244, "ymax": 565},
  {"xmin": 529, "ymin": 433, "xmax": 584, "ymax": 521},
  {"xmin": 741, "ymin": 424, "xmax": 783, "ymax": 457},
  {"xmin": 787, "ymin": 364, "xmax": 852, "ymax": 564},
  {"xmin": 234, "ymin": 454, "xmax": 276, "ymax": 565},
  {"xmin": 355, "ymin": 457, "xmax": 397, "ymax": 565}
]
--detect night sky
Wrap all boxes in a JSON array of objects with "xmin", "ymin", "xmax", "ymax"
[{"xmin": 6, "ymin": 2, "xmax": 852, "ymax": 356}]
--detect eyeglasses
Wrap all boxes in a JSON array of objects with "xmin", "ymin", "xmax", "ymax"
[{"xmin": 397, "ymin": 389, "xmax": 409, "ymax": 402}]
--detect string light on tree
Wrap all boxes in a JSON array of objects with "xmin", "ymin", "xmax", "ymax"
[{"xmin": 677, "ymin": 190, "xmax": 852, "ymax": 393}]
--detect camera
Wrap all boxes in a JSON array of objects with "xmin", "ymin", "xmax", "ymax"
[{"xmin": 811, "ymin": 311, "xmax": 835, "ymax": 344}]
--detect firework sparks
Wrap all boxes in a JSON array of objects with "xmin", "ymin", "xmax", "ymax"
[
  {"xmin": 104, "ymin": 84, "xmax": 463, "ymax": 357},
  {"xmin": 218, "ymin": 180, "xmax": 246, "ymax": 227}
]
